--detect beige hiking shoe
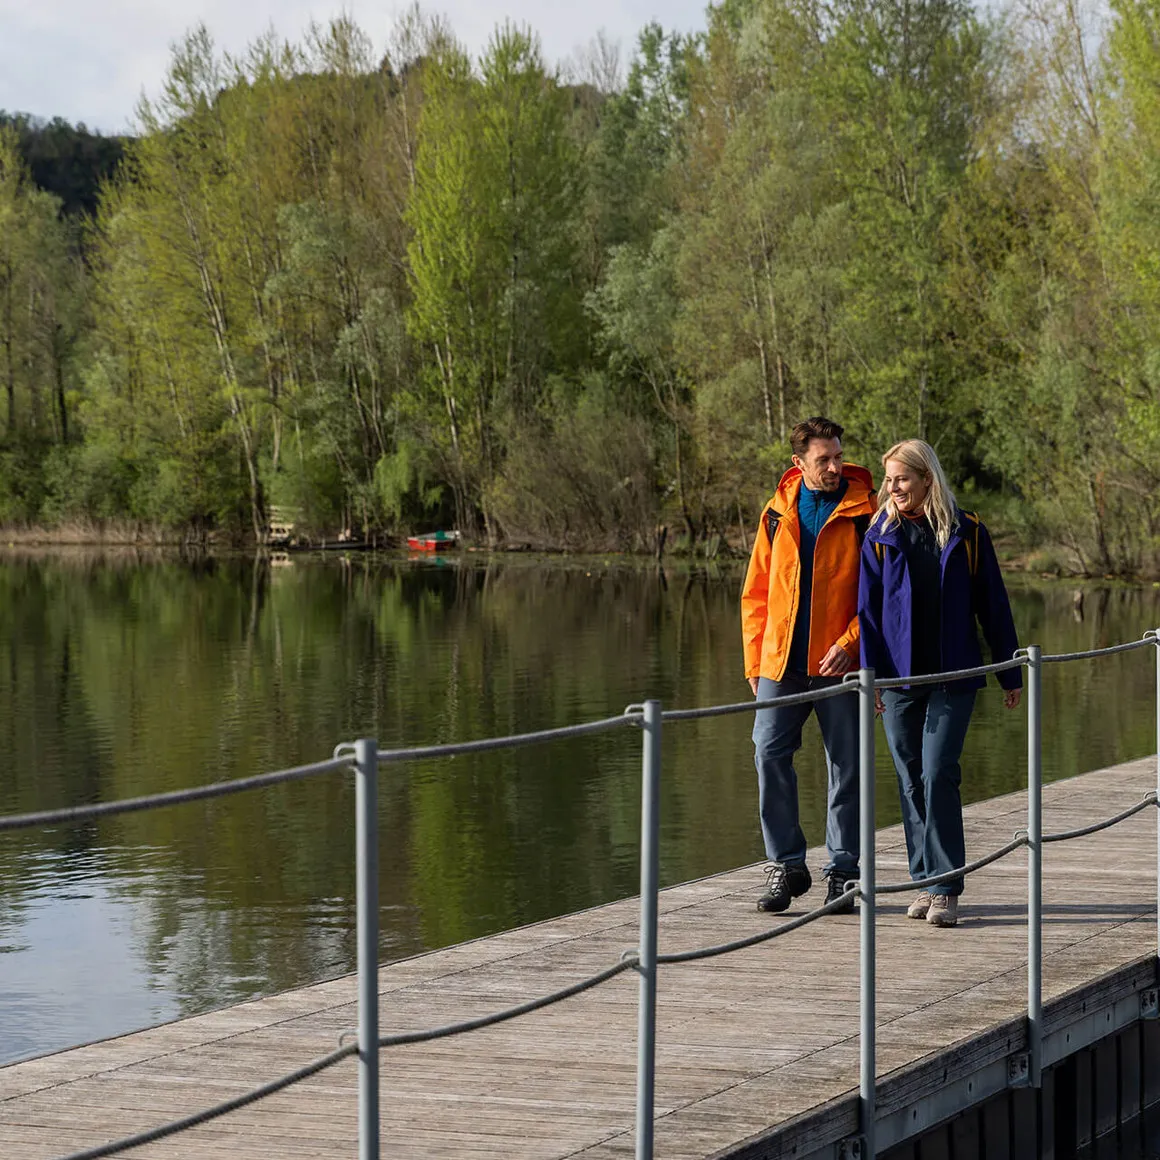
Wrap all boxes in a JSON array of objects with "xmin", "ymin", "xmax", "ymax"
[
  {"xmin": 906, "ymin": 891, "xmax": 933, "ymax": 920},
  {"xmin": 926, "ymin": 894, "xmax": 959, "ymax": 927}
]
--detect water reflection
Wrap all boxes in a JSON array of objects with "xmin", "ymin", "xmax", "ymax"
[{"xmin": 0, "ymin": 551, "xmax": 1157, "ymax": 1064}]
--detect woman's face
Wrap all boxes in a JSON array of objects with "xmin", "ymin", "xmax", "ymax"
[{"xmin": 883, "ymin": 458, "xmax": 931, "ymax": 515}]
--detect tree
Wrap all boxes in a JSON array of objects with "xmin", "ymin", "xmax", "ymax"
[
  {"xmin": 407, "ymin": 25, "xmax": 582, "ymax": 540},
  {"xmin": 0, "ymin": 127, "xmax": 80, "ymax": 520}
]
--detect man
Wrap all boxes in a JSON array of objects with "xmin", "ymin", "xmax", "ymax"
[{"xmin": 741, "ymin": 417, "xmax": 876, "ymax": 914}]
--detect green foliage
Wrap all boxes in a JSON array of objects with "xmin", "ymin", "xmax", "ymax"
[
  {"xmin": 489, "ymin": 375, "xmax": 658, "ymax": 549},
  {"xmin": 40, "ymin": 440, "xmax": 139, "ymax": 524},
  {"xmin": 374, "ymin": 438, "xmax": 445, "ymax": 525},
  {"xmin": 0, "ymin": 124, "xmax": 82, "ymax": 504},
  {"xmin": 0, "ymin": 111, "xmax": 127, "ymax": 218},
  {"xmin": 1, "ymin": 3, "xmax": 1159, "ymax": 572},
  {"xmin": 406, "ymin": 24, "xmax": 585, "ymax": 540}
]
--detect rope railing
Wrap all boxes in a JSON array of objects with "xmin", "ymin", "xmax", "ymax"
[
  {"xmin": 1, "ymin": 628, "xmax": 1154, "ymax": 1160},
  {"xmin": 656, "ymin": 884, "xmax": 869, "ymax": 963},
  {"xmin": 374, "ymin": 711, "xmax": 641, "ymax": 764},
  {"xmin": 375, "ymin": 958, "xmax": 638, "ymax": 1046},
  {"xmin": 873, "ymin": 655, "xmax": 1026, "ymax": 689},
  {"xmin": 45, "ymin": 789, "xmax": 1160, "ymax": 1160},
  {"xmin": 0, "ymin": 755, "xmax": 355, "ymax": 833},
  {"xmin": 663, "ymin": 680, "xmax": 853, "ymax": 723},
  {"xmin": 873, "ymin": 834, "xmax": 1032, "ymax": 895},
  {"xmin": 56, "ymin": 1042, "xmax": 358, "ymax": 1160},
  {"xmin": 1041, "ymin": 791, "xmax": 1159, "ymax": 843},
  {"xmin": 5, "ymin": 634, "xmax": 1153, "ymax": 837},
  {"xmin": 1041, "ymin": 637, "xmax": 1159, "ymax": 663}
]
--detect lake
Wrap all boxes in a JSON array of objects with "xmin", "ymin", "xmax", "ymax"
[{"xmin": 1, "ymin": 550, "xmax": 1157, "ymax": 1066}]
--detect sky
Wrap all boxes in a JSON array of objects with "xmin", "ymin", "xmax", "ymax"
[{"xmin": 0, "ymin": 0, "xmax": 710, "ymax": 135}]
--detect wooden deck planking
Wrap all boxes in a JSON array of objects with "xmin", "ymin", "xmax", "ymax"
[{"xmin": 0, "ymin": 755, "xmax": 1156, "ymax": 1158}]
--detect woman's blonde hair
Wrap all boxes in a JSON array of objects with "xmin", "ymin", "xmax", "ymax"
[{"xmin": 872, "ymin": 439, "xmax": 959, "ymax": 548}]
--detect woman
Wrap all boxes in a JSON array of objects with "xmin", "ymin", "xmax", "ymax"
[{"xmin": 858, "ymin": 440, "xmax": 1022, "ymax": 928}]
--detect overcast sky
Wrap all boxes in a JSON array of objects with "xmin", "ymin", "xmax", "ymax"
[{"xmin": 0, "ymin": 0, "xmax": 710, "ymax": 134}]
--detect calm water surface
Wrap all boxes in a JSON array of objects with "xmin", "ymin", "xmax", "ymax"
[{"xmin": 1, "ymin": 551, "xmax": 1157, "ymax": 1065}]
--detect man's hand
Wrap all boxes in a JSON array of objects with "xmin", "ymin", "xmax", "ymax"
[
  {"xmin": 874, "ymin": 690, "xmax": 885, "ymax": 716},
  {"xmin": 748, "ymin": 676, "xmax": 760, "ymax": 697},
  {"xmin": 818, "ymin": 644, "xmax": 856, "ymax": 677},
  {"xmin": 1004, "ymin": 688, "xmax": 1022, "ymax": 710}
]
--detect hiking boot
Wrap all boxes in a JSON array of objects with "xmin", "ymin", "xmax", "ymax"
[
  {"xmin": 907, "ymin": 891, "xmax": 933, "ymax": 920},
  {"xmin": 824, "ymin": 869, "xmax": 858, "ymax": 914},
  {"xmin": 926, "ymin": 894, "xmax": 959, "ymax": 927},
  {"xmin": 757, "ymin": 862, "xmax": 811, "ymax": 913}
]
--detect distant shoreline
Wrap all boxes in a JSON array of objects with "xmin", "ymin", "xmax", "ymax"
[{"xmin": 1, "ymin": 531, "xmax": 1157, "ymax": 585}]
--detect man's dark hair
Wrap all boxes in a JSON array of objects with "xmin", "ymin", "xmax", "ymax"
[{"xmin": 790, "ymin": 416, "xmax": 844, "ymax": 458}]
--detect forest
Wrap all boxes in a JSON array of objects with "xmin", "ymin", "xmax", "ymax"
[{"xmin": 1, "ymin": 0, "xmax": 1159, "ymax": 576}]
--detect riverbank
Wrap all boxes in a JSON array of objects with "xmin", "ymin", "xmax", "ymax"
[
  {"xmin": 4, "ymin": 525, "xmax": 1160, "ymax": 584},
  {"xmin": 0, "ymin": 520, "xmax": 189, "ymax": 548}
]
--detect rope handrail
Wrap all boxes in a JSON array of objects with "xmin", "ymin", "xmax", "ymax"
[
  {"xmin": 22, "ymin": 624, "xmax": 1160, "ymax": 1160},
  {"xmin": 51, "ymin": 959, "xmax": 639, "ymax": 1160},
  {"xmin": 1041, "ymin": 792, "xmax": 1158, "ymax": 843},
  {"xmin": 1041, "ymin": 636, "xmax": 1160, "ymax": 663},
  {"xmin": 375, "ymin": 712, "xmax": 641, "ymax": 764},
  {"xmin": 375, "ymin": 958, "xmax": 636, "ymax": 1045},
  {"xmin": 49, "ymin": 784, "xmax": 1160, "ymax": 1160},
  {"xmin": 874, "ymin": 835, "xmax": 1030, "ymax": 894},
  {"xmin": 40, "ymin": 770, "xmax": 1160, "ymax": 1159},
  {"xmin": 0, "ymin": 755, "xmax": 355, "ymax": 833},
  {"xmin": 663, "ymin": 681, "xmax": 853, "ymax": 723},
  {"xmin": 7, "ymin": 632, "xmax": 1156, "ymax": 835},
  {"xmin": 657, "ymin": 886, "xmax": 862, "ymax": 963},
  {"xmin": 873, "ymin": 656, "xmax": 1026, "ymax": 690},
  {"xmin": 0, "ymin": 683, "xmax": 861, "ymax": 834},
  {"xmin": 54, "ymin": 1042, "xmax": 357, "ymax": 1160}
]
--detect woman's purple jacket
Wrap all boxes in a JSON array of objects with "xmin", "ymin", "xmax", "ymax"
[{"xmin": 858, "ymin": 508, "xmax": 1023, "ymax": 692}]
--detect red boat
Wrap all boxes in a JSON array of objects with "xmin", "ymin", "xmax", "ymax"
[{"xmin": 406, "ymin": 530, "xmax": 461, "ymax": 552}]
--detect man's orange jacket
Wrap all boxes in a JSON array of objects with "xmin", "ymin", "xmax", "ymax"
[{"xmin": 741, "ymin": 463, "xmax": 876, "ymax": 682}]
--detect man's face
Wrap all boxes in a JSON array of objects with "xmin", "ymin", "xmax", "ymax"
[{"xmin": 792, "ymin": 437, "xmax": 844, "ymax": 492}]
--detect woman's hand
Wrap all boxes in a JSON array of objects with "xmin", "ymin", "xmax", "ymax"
[
  {"xmin": 874, "ymin": 690, "xmax": 885, "ymax": 716},
  {"xmin": 1004, "ymin": 688, "xmax": 1022, "ymax": 710}
]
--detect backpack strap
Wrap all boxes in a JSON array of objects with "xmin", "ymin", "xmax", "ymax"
[
  {"xmin": 849, "ymin": 511, "xmax": 882, "ymax": 564},
  {"xmin": 960, "ymin": 511, "xmax": 981, "ymax": 577},
  {"xmin": 765, "ymin": 508, "xmax": 782, "ymax": 545}
]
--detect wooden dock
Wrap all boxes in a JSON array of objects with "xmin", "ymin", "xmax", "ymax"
[{"xmin": 1, "ymin": 756, "xmax": 1157, "ymax": 1159}]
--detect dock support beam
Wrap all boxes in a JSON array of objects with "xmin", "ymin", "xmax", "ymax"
[
  {"xmin": 1027, "ymin": 646, "xmax": 1043, "ymax": 1088},
  {"xmin": 635, "ymin": 700, "xmax": 662, "ymax": 1160},
  {"xmin": 355, "ymin": 738, "xmax": 381, "ymax": 1160},
  {"xmin": 858, "ymin": 667, "xmax": 877, "ymax": 1158}
]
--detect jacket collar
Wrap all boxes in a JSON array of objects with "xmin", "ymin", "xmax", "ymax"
[
  {"xmin": 772, "ymin": 463, "xmax": 875, "ymax": 518},
  {"xmin": 867, "ymin": 507, "xmax": 970, "ymax": 552}
]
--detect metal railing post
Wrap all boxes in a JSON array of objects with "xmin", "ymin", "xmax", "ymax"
[
  {"xmin": 635, "ymin": 700, "xmax": 662, "ymax": 1160},
  {"xmin": 858, "ymin": 668, "xmax": 877, "ymax": 1158},
  {"xmin": 1026, "ymin": 646, "xmax": 1043, "ymax": 1088},
  {"xmin": 1154, "ymin": 631, "xmax": 1160, "ymax": 963},
  {"xmin": 354, "ymin": 738, "xmax": 381, "ymax": 1160}
]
